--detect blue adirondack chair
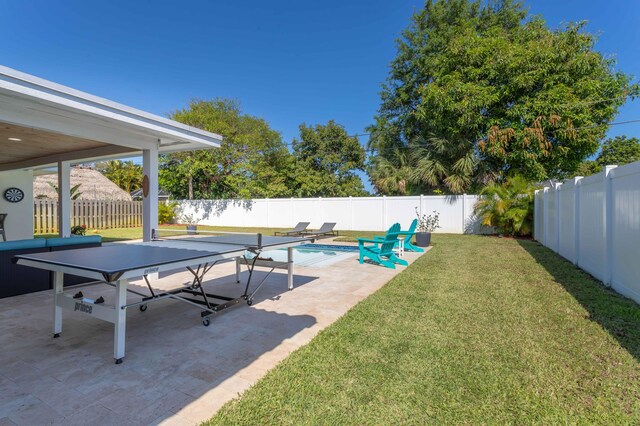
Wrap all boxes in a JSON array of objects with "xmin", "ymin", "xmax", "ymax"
[
  {"xmin": 358, "ymin": 223, "xmax": 408, "ymax": 269},
  {"xmin": 373, "ymin": 219, "xmax": 424, "ymax": 253}
]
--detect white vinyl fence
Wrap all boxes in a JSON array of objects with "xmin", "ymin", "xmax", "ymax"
[
  {"xmin": 177, "ymin": 195, "xmax": 483, "ymax": 233},
  {"xmin": 534, "ymin": 161, "xmax": 640, "ymax": 303}
]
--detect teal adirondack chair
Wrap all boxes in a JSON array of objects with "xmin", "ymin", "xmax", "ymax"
[
  {"xmin": 374, "ymin": 219, "xmax": 424, "ymax": 253},
  {"xmin": 358, "ymin": 223, "xmax": 408, "ymax": 269}
]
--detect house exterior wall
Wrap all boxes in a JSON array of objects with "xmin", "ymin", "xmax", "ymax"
[{"xmin": 0, "ymin": 170, "xmax": 34, "ymax": 240}]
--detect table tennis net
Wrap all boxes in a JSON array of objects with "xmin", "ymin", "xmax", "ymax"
[{"xmin": 153, "ymin": 228, "xmax": 264, "ymax": 248}]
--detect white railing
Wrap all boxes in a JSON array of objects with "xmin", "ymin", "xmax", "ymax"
[
  {"xmin": 176, "ymin": 195, "xmax": 483, "ymax": 233},
  {"xmin": 34, "ymin": 200, "xmax": 143, "ymax": 234},
  {"xmin": 534, "ymin": 161, "xmax": 640, "ymax": 303}
]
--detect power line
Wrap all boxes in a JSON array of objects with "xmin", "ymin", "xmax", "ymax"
[
  {"xmin": 279, "ymin": 94, "xmax": 639, "ymax": 148},
  {"xmin": 569, "ymin": 119, "xmax": 640, "ymax": 131},
  {"xmin": 223, "ymin": 116, "xmax": 640, "ymax": 159},
  {"xmin": 282, "ymin": 133, "xmax": 371, "ymax": 146}
]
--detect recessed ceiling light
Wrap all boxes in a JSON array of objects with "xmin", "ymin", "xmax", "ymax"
[{"xmin": 7, "ymin": 137, "xmax": 22, "ymax": 141}]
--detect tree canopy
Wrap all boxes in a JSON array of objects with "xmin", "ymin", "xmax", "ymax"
[
  {"xmin": 160, "ymin": 100, "xmax": 367, "ymax": 199},
  {"xmin": 160, "ymin": 99, "xmax": 293, "ymax": 199},
  {"xmin": 95, "ymin": 160, "xmax": 143, "ymax": 194},
  {"xmin": 576, "ymin": 135, "xmax": 640, "ymax": 176},
  {"xmin": 291, "ymin": 121, "xmax": 368, "ymax": 197},
  {"xmin": 367, "ymin": 0, "xmax": 636, "ymax": 195}
]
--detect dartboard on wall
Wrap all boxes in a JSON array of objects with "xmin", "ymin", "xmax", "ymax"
[{"xmin": 3, "ymin": 187, "xmax": 24, "ymax": 203}]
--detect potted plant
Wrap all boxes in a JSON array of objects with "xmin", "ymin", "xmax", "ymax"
[
  {"xmin": 180, "ymin": 213, "xmax": 199, "ymax": 235},
  {"xmin": 414, "ymin": 208, "xmax": 440, "ymax": 247},
  {"xmin": 70, "ymin": 224, "xmax": 87, "ymax": 236}
]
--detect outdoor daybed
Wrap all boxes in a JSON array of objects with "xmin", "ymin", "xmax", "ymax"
[{"xmin": 0, "ymin": 235, "xmax": 102, "ymax": 298}]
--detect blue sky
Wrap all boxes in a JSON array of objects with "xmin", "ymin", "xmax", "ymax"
[{"xmin": 1, "ymin": 0, "xmax": 638, "ymax": 191}]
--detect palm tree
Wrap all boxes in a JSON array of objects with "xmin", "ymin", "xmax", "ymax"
[
  {"xmin": 367, "ymin": 147, "xmax": 414, "ymax": 195},
  {"xmin": 474, "ymin": 176, "xmax": 535, "ymax": 236},
  {"xmin": 48, "ymin": 182, "xmax": 83, "ymax": 200}
]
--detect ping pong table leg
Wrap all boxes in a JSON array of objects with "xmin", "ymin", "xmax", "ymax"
[
  {"xmin": 113, "ymin": 279, "xmax": 128, "ymax": 364},
  {"xmin": 52, "ymin": 271, "xmax": 64, "ymax": 338},
  {"xmin": 235, "ymin": 258, "xmax": 241, "ymax": 283},
  {"xmin": 287, "ymin": 247, "xmax": 294, "ymax": 290}
]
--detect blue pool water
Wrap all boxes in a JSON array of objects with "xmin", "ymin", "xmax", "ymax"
[
  {"xmin": 247, "ymin": 244, "xmax": 358, "ymax": 267},
  {"xmin": 299, "ymin": 244, "xmax": 359, "ymax": 252}
]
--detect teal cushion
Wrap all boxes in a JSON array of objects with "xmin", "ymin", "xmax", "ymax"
[
  {"xmin": 46, "ymin": 235, "xmax": 102, "ymax": 247},
  {"xmin": 0, "ymin": 238, "xmax": 47, "ymax": 251}
]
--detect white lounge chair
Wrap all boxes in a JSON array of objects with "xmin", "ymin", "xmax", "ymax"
[
  {"xmin": 274, "ymin": 222, "xmax": 310, "ymax": 236},
  {"xmin": 301, "ymin": 222, "xmax": 338, "ymax": 238}
]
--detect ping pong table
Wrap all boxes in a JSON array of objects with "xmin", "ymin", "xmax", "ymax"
[{"xmin": 14, "ymin": 230, "xmax": 311, "ymax": 364}]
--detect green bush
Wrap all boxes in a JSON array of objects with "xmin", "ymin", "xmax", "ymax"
[
  {"xmin": 474, "ymin": 176, "xmax": 535, "ymax": 236},
  {"xmin": 158, "ymin": 201, "xmax": 177, "ymax": 224}
]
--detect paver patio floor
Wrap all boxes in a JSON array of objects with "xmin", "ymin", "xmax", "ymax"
[{"xmin": 0, "ymin": 242, "xmax": 427, "ymax": 425}]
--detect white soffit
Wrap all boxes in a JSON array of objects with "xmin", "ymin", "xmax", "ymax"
[{"xmin": 0, "ymin": 65, "xmax": 222, "ymax": 154}]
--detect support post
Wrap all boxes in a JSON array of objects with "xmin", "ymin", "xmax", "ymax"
[
  {"xmin": 603, "ymin": 165, "xmax": 617, "ymax": 286},
  {"xmin": 113, "ymin": 279, "xmax": 128, "ymax": 364},
  {"xmin": 142, "ymin": 144, "xmax": 159, "ymax": 242},
  {"xmin": 287, "ymin": 247, "xmax": 294, "ymax": 290},
  {"xmin": 58, "ymin": 161, "xmax": 71, "ymax": 237},
  {"xmin": 53, "ymin": 271, "xmax": 64, "ymax": 337}
]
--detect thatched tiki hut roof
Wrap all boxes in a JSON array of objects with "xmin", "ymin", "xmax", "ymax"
[{"xmin": 34, "ymin": 167, "xmax": 132, "ymax": 201}]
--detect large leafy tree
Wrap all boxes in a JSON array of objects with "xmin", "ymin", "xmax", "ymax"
[
  {"xmin": 597, "ymin": 136, "xmax": 640, "ymax": 166},
  {"xmin": 96, "ymin": 160, "xmax": 143, "ymax": 193},
  {"xmin": 291, "ymin": 121, "xmax": 368, "ymax": 197},
  {"xmin": 576, "ymin": 135, "xmax": 640, "ymax": 176},
  {"xmin": 160, "ymin": 99, "xmax": 295, "ymax": 199},
  {"xmin": 368, "ymin": 0, "xmax": 635, "ymax": 194}
]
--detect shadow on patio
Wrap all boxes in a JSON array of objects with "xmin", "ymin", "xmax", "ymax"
[{"xmin": 0, "ymin": 270, "xmax": 320, "ymax": 425}]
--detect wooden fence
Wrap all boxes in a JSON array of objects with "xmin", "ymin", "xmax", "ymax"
[{"xmin": 34, "ymin": 200, "xmax": 143, "ymax": 234}]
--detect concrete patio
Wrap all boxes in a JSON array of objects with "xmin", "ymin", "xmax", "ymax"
[{"xmin": 0, "ymin": 243, "xmax": 427, "ymax": 425}]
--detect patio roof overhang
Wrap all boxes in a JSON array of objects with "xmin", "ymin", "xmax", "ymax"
[{"xmin": 0, "ymin": 65, "xmax": 222, "ymax": 172}]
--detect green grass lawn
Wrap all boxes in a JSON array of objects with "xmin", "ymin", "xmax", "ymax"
[{"xmin": 202, "ymin": 234, "xmax": 640, "ymax": 424}]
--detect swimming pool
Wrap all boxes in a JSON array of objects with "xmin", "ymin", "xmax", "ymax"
[{"xmin": 246, "ymin": 244, "xmax": 359, "ymax": 268}]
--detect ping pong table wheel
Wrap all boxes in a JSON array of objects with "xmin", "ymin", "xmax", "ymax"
[
  {"xmin": 247, "ymin": 299, "xmax": 253, "ymax": 306},
  {"xmin": 202, "ymin": 317, "xmax": 211, "ymax": 327},
  {"xmin": 53, "ymin": 333, "xmax": 60, "ymax": 338},
  {"xmin": 139, "ymin": 304, "xmax": 148, "ymax": 312},
  {"xmin": 115, "ymin": 358, "xmax": 123, "ymax": 365}
]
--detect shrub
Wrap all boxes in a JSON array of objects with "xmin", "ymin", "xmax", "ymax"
[
  {"xmin": 158, "ymin": 201, "xmax": 177, "ymax": 224},
  {"xmin": 415, "ymin": 208, "xmax": 441, "ymax": 232},
  {"xmin": 474, "ymin": 176, "xmax": 535, "ymax": 236},
  {"xmin": 71, "ymin": 224, "xmax": 87, "ymax": 236}
]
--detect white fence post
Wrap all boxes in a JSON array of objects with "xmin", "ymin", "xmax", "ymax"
[
  {"xmin": 349, "ymin": 196, "xmax": 353, "ymax": 231},
  {"xmin": 543, "ymin": 187, "xmax": 549, "ymax": 247},
  {"xmin": 533, "ymin": 190, "xmax": 539, "ymax": 240},
  {"xmin": 382, "ymin": 196, "xmax": 387, "ymax": 230},
  {"xmin": 573, "ymin": 176, "xmax": 582, "ymax": 266},
  {"xmin": 291, "ymin": 197, "xmax": 295, "ymax": 227},
  {"xmin": 554, "ymin": 183, "xmax": 561, "ymax": 253},
  {"xmin": 603, "ymin": 165, "xmax": 617, "ymax": 286},
  {"xmin": 461, "ymin": 194, "xmax": 466, "ymax": 233}
]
